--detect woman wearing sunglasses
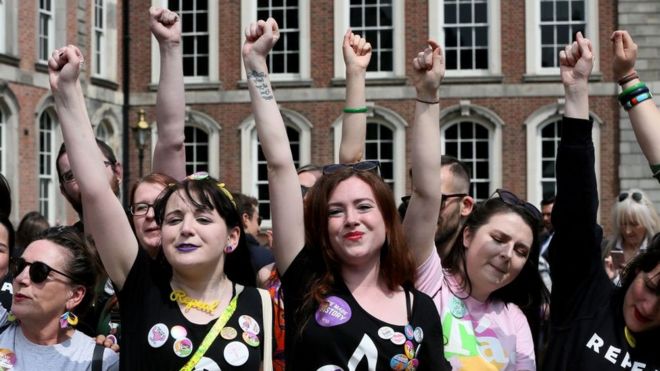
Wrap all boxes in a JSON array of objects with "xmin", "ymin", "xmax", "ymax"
[
  {"xmin": 50, "ymin": 38, "xmax": 275, "ymax": 370},
  {"xmin": 244, "ymin": 18, "xmax": 450, "ymax": 370},
  {"xmin": 604, "ymin": 189, "xmax": 660, "ymax": 279},
  {"xmin": 542, "ymin": 32, "xmax": 660, "ymax": 369},
  {"xmin": 0, "ymin": 226, "xmax": 119, "ymax": 370}
]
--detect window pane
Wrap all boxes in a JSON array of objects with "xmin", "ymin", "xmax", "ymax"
[{"xmin": 445, "ymin": 4, "xmax": 457, "ymax": 23}]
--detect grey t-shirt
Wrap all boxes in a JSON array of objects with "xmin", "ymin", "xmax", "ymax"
[{"xmin": 0, "ymin": 324, "xmax": 119, "ymax": 370}]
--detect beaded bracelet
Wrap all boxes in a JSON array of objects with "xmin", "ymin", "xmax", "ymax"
[
  {"xmin": 618, "ymin": 86, "xmax": 650, "ymax": 104},
  {"xmin": 415, "ymin": 97, "xmax": 440, "ymax": 104},
  {"xmin": 343, "ymin": 106, "xmax": 369, "ymax": 113},
  {"xmin": 618, "ymin": 71, "xmax": 639, "ymax": 86},
  {"xmin": 623, "ymin": 92, "xmax": 652, "ymax": 111}
]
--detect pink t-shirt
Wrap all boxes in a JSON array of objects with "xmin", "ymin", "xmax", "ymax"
[{"xmin": 416, "ymin": 251, "xmax": 536, "ymax": 371}]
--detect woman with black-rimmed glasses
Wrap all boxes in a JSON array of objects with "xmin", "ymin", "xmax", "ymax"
[
  {"xmin": 244, "ymin": 18, "xmax": 450, "ymax": 369},
  {"xmin": 0, "ymin": 226, "xmax": 119, "ymax": 370}
]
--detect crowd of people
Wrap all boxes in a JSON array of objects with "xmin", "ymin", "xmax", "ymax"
[{"xmin": 0, "ymin": 7, "xmax": 657, "ymax": 371}]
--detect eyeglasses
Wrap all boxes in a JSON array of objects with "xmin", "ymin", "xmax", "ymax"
[
  {"xmin": 490, "ymin": 189, "xmax": 542, "ymax": 221},
  {"xmin": 130, "ymin": 203, "xmax": 154, "ymax": 216},
  {"xmin": 441, "ymin": 193, "xmax": 468, "ymax": 209},
  {"xmin": 61, "ymin": 161, "xmax": 114, "ymax": 183},
  {"xmin": 322, "ymin": 161, "xmax": 381, "ymax": 175},
  {"xmin": 619, "ymin": 192, "xmax": 642, "ymax": 203},
  {"xmin": 11, "ymin": 257, "xmax": 75, "ymax": 284}
]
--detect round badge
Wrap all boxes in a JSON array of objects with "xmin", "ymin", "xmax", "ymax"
[
  {"xmin": 405, "ymin": 358, "xmax": 418, "ymax": 371},
  {"xmin": 173, "ymin": 337, "xmax": 194, "ymax": 358},
  {"xmin": 413, "ymin": 327, "xmax": 424, "ymax": 343},
  {"xmin": 242, "ymin": 331, "xmax": 260, "ymax": 347},
  {"xmin": 378, "ymin": 326, "xmax": 394, "ymax": 340},
  {"xmin": 238, "ymin": 315, "xmax": 261, "ymax": 335},
  {"xmin": 170, "ymin": 325, "xmax": 187, "ymax": 340},
  {"xmin": 220, "ymin": 326, "xmax": 238, "ymax": 340},
  {"xmin": 314, "ymin": 296, "xmax": 352, "ymax": 328},
  {"xmin": 147, "ymin": 323, "xmax": 169, "ymax": 348},
  {"xmin": 404, "ymin": 324, "xmax": 414, "ymax": 340},
  {"xmin": 404, "ymin": 340, "xmax": 415, "ymax": 359},
  {"xmin": 194, "ymin": 357, "xmax": 221, "ymax": 371},
  {"xmin": 449, "ymin": 296, "xmax": 467, "ymax": 319},
  {"xmin": 391, "ymin": 332, "xmax": 406, "ymax": 345},
  {"xmin": 389, "ymin": 354, "xmax": 409, "ymax": 371},
  {"xmin": 104, "ymin": 335, "xmax": 117, "ymax": 347},
  {"xmin": 224, "ymin": 341, "xmax": 250, "ymax": 367},
  {"xmin": 0, "ymin": 348, "xmax": 16, "ymax": 369}
]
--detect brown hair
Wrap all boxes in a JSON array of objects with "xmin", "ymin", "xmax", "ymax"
[
  {"xmin": 299, "ymin": 168, "xmax": 416, "ymax": 324},
  {"xmin": 129, "ymin": 172, "xmax": 178, "ymax": 207}
]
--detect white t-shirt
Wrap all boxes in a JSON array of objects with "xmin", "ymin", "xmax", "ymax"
[{"xmin": 0, "ymin": 324, "xmax": 119, "ymax": 370}]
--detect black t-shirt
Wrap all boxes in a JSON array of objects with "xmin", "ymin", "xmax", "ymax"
[
  {"xmin": 118, "ymin": 249, "xmax": 266, "ymax": 370},
  {"xmin": 543, "ymin": 117, "xmax": 659, "ymax": 370},
  {"xmin": 0, "ymin": 273, "xmax": 12, "ymax": 311},
  {"xmin": 281, "ymin": 246, "xmax": 450, "ymax": 371}
]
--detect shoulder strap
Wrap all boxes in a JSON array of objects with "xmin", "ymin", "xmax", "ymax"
[
  {"xmin": 91, "ymin": 343, "xmax": 105, "ymax": 371},
  {"xmin": 257, "ymin": 288, "xmax": 273, "ymax": 371}
]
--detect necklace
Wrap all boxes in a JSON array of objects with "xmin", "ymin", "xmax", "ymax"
[
  {"xmin": 170, "ymin": 290, "xmax": 220, "ymax": 315},
  {"xmin": 624, "ymin": 326, "xmax": 636, "ymax": 348}
]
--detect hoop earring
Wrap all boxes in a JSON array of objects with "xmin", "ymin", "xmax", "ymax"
[{"xmin": 59, "ymin": 311, "xmax": 79, "ymax": 329}]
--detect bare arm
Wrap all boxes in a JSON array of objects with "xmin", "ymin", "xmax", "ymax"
[
  {"xmin": 49, "ymin": 46, "xmax": 137, "ymax": 290},
  {"xmin": 561, "ymin": 32, "xmax": 592, "ymax": 120},
  {"xmin": 611, "ymin": 30, "xmax": 660, "ymax": 165},
  {"xmin": 338, "ymin": 30, "xmax": 371, "ymax": 164},
  {"xmin": 403, "ymin": 41, "xmax": 444, "ymax": 265},
  {"xmin": 242, "ymin": 19, "xmax": 305, "ymax": 275},
  {"xmin": 150, "ymin": 7, "xmax": 186, "ymax": 180}
]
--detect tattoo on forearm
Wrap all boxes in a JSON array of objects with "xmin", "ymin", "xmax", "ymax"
[{"xmin": 247, "ymin": 70, "xmax": 274, "ymax": 101}]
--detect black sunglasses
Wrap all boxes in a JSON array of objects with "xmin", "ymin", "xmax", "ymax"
[
  {"xmin": 322, "ymin": 161, "xmax": 381, "ymax": 175},
  {"xmin": 11, "ymin": 257, "xmax": 75, "ymax": 284},
  {"xmin": 490, "ymin": 189, "xmax": 542, "ymax": 221},
  {"xmin": 619, "ymin": 192, "xmax": 643, "ymax": 203}
]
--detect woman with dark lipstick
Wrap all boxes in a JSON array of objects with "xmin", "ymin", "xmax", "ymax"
[{"xmin": 49, "ymin": 41, "xmax": 273, "ymax": 371}]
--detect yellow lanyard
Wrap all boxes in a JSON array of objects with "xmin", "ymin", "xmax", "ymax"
[{"xmin": 180, "ymin": 284, "xmax": 243, "ymax": 371}]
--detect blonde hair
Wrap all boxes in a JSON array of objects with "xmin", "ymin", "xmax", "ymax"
[{"xmin": 608, "ymin": 188, "xmax": 660, "ymax": 251}]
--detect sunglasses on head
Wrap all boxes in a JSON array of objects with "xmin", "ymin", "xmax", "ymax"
[
  {"xmin": 11, "ymin": 257, "xmax": 75, "ymax": 284},
  {"xmin": 490, "ymin": 189, "xmax": 542, "ymax": 221},
  {"xmin": 322, "ymin": 161, "xmax": 381, "ymax": 176},
  {"xmin": 619, "ymin": 192, "xmax": 642, "ymax": 203}
]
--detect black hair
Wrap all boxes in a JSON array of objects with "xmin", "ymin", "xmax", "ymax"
[
  {"xmin": 0, "ymin": 214, "xmax": 14, "ymax": 259},
  {"xmin": 56, "ymin": 139, "xmax": 117, "ymax": 183},
  {"xmin": 444, "ymin": 197, "xmax": 550, "ymax": 342},
  {"xmin": 153, "ymin": 176, "xmax": 256, "ymax": 287},
  {"xmin": 36, "ymin": 226, "xmax": 102, "ymax": 316},
  {"xmin": 15, "ymin": 211, "xmax": 50, "ymax": 257},
  {"xmin": 541, "ymin": 196, "xmax": 556, "ymax": 207},
  {"xmin": 620, "ymin": 233, "xmax": 660, "ymax": 296},
  {"xmin": 441, "ymin": 155, "xmax": 471, "ymax": 193},
  {"xmin": 0, "ymin": 173, "xmax": 10, "ymax": 217}
]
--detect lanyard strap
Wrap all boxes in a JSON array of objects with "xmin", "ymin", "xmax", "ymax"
[{"xmin": 180, "ymin": 284, "xmax": 243, "ymax": 371}]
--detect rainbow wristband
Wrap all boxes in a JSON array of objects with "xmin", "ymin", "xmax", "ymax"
[
  {"xmin": 618, "ymin": 86, "xmax": 650, "ymax": 104},
  {"xmin": 623, "ymin": 92, "xmax": 652, "ymax": 111},
  {"xmin": 343, "ymin": 106, "xmax": 369, "ymax": 113},
  {"xmin": 619, "ymin": 82, "xmax": 646, "ymax": 100}
]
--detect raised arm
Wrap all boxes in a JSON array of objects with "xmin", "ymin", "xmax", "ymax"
[
  {"xmin": 611, "ymin": 30, "xmax": 660, "ymax": 167},
  {"xmin": 150, "ymin": 7, "xmax": 186, "ymax": 180},
  {"xmin": 338, "ymin": 29, "xmax": 371, "ymax": 163},
  {"xmin": 403, "ymin": 41, "xmax": 444, "ymax": 265},
  {"xmin": 242, "ymin": 19, "xmax": 305, "ymax": 274},
  {"xmin": 49, "ymin": 46, "xmax": 137, "ymax": 290},
  {"xmin": 550, "ymin": 33, "xmax": 603, "ymax": 318}
]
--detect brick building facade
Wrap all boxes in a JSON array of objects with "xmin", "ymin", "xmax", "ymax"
[{"xmin": 1, "ymin": 0, "xmax": 654, "ymax": 237}]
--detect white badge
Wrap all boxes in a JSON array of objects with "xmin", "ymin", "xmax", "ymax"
[
  {"xmin": 378, "ymin": 326, "xmax": 395, "ymax": 340},
  {"xmin": 224, "ymin": 341, "xmax": 250, "ymax": 367},
  {"xmin": 147, "ymin": 323, "xmax": 169, "ymax": 348}
]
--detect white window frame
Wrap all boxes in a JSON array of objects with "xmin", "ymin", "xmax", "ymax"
[
  {"xmin": 525, "ymin": 0, "xmax": 599, "ymax": 76},
  {"xmin": 241, "ymin": 0, "xmax": 310, "ymax": 82},
  {"xmin": 333, "ymin": 0, "xmax": 405, "ymax": 79},
  {"xmin": 331, "ymin": 105, "xmax": 407, "ymax": 202},
  {"xmin": 37, "ymin": 109, "xmax": 59, "ymax": 224},
  {"xmin": 0, "ymin": 0, "xmax": 6, "ymax": 53},
  {"xmin": 91, "ymin": 0, "xmax": 117, "ymax": 80},
  {"xmin": 151, "ymin": 0, "xmax": 219, "ymax": 84},
  {"xmin": 93, "ymin": 0, "xmax": 105, "ymax": 76},
  {"xmin": 525, "ymin": 101, "xmax": 601, "ymax": 207},
  {"xmin": 0, "ymin": 0, "xmax": 20, "ymax": 57},
  {"xmin": 240, "ymin": 108, "xmax": 312, "ymax": 227},
  {"xmin": 429, "ymin": 0, "xmax": 501, "ymax": 77},
  {"xmin": 37, "ymin": 0, "xmax": 55, "ymax": 63},
  {"xmin": 0, "ymin": 87, "xmax": 20, "ymax": 221},
  {"xmin": 91, "ymin": 104, "xmax": 122, "ymax": 163},
  {"xmin": 439, "ymin": 102, "xmax": 503, "ymax": 201}
]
